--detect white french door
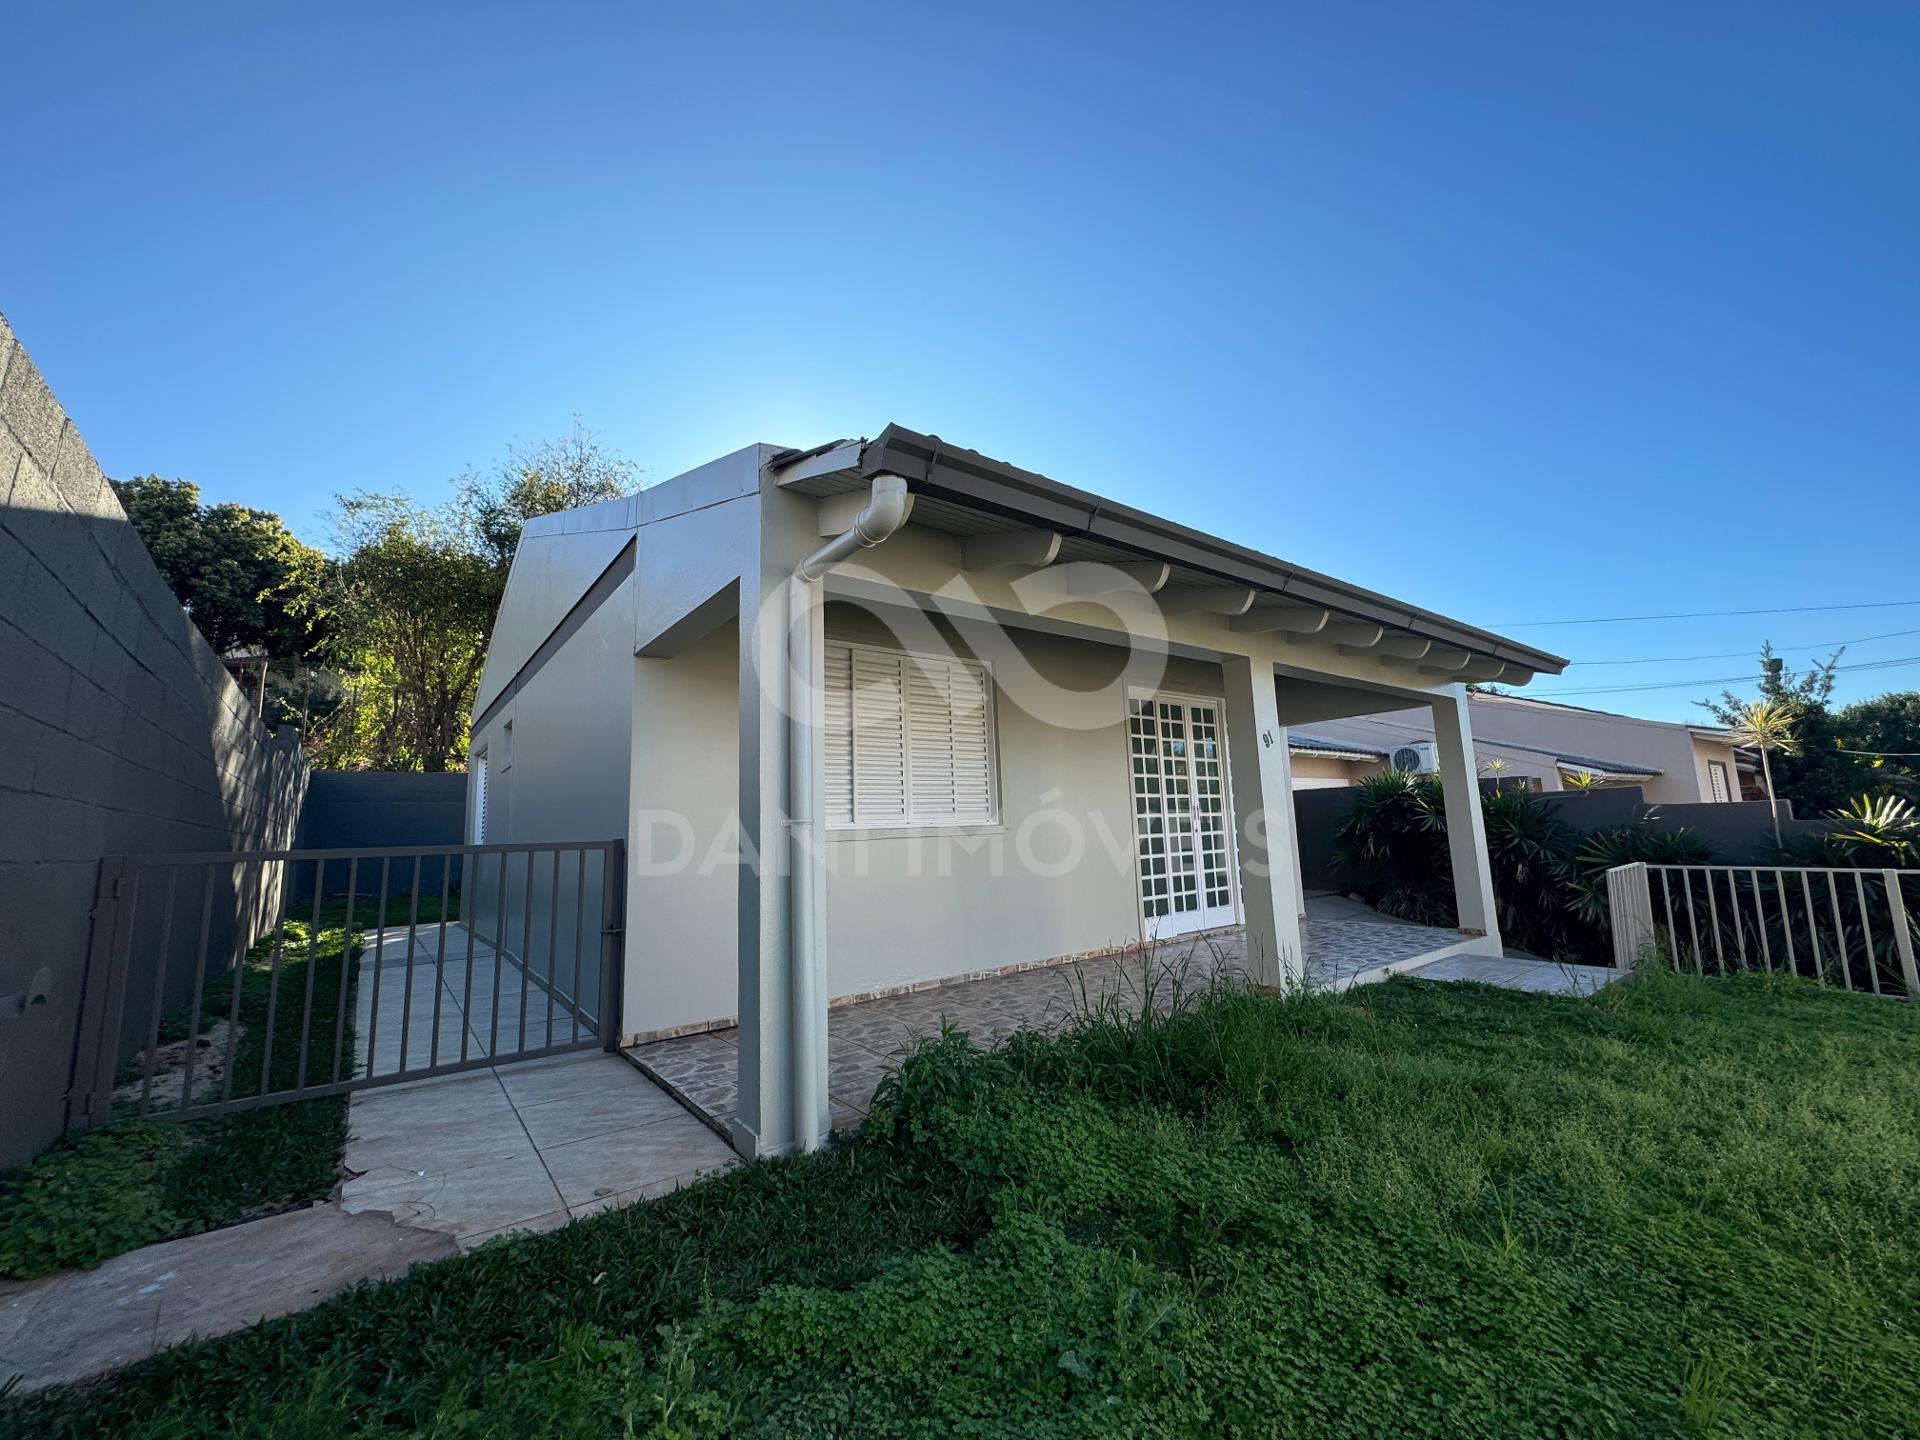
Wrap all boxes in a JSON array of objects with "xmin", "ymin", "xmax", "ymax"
[{"xmin": 1126, "ymin": 692, "xmax": 1239, "ymax": 937}]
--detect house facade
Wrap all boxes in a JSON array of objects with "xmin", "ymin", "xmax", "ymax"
[
  {"xmin": 1284, "ymin": 694, "xmax": 1746, "ymax": 801},
  {"xmin": 466, "ymin": 428, "xmax": 1566, "ymax": 1157}
]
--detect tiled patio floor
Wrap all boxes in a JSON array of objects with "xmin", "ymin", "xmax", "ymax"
[{"xmin": 627, "ymin": 911, "xmax": 1525, "ymax": 1136}]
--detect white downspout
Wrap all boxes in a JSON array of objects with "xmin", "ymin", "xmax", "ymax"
[{"xmin": 788, "ymin": 473, "xmax": 910, "ymax": 1151}]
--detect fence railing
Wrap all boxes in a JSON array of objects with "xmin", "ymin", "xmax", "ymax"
[
  {"xmin": 1605, "ymin": 861, "xmax": 1920, "ymax": 998},
  {"xmin": 66, "ymin": 840, "xmax": 625, "ymax": 1131}
]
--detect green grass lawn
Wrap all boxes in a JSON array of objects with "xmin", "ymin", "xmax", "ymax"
[
  {"xmin": 0, "ymin": 894, "xmax": 455, "ymax": 1281},
  {"xmin": 7, "ymin": 967, "xmax": 1920, "ymax": 1437}
]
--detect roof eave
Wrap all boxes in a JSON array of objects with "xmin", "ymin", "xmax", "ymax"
[{"xmin": 857, "ymin": 424, "xmax": 1567, "ymax": 675}]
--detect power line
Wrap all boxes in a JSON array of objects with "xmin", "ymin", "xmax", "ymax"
[
  {"xmin": 1835, "ymin": 747, "xmax": 1920, "ymax": 758},
  {"xmin": 1568, "ymin": 627, "xmax": 1920, "ymax": 668},
  {"xmin": 1524, "ymin": 653, "xmax": 1920, "ymax": 699},
  {"xmin": 1494, "ymin": 599, "xmax": 1920, "ymax": 629}
]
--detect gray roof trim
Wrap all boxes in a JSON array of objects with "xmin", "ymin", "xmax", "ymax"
[
  {"xmin": 1484, "ymin": 735, "xmax": 1662, "ymax": 777},
  {"xmin": 855, "ymin": 425, "xmax": 1567, "ymax": 674},
  {"xmin": 1289, "ymin": 734, "xmax": 1390, "ymax": 760}
]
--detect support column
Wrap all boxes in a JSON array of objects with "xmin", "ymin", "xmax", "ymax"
[
  {"xmin": 1222, "ymin": 655, "xmax": 1305, "ymax": 987},
  {"xmin": 786, "ymin": 576, "xmax": 831, "ymax": 1153},
  {"xmin": 732, "ymin": 574, "xmax": 798, "ymax": 1157},
  {"xmin": 1276, "ymin": 725, "xmax": 1306, "ymax": 919},
  {"xmin": 1430, "ymin": 686, "xmax": 1503, "ymax": 955}
]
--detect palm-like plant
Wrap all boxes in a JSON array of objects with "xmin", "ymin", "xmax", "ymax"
[
  {"xmin": 1562, "ymin": 769, "xmax": 1603, "ymax": 792},
  {"xmin": 1823, "ymin": 793, "xmax": 1919, "ymax": 866},
  {"xmin": 1726, "ymin": 700, "xmax": 1800, "ymax": 846}
]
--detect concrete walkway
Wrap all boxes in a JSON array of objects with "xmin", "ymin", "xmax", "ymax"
[
  {"xmin": 352, "ymin": 923, "xmax": 597, "ymax": 1081},
  {"xmin": 338, "ymin": 1050, "xmax": 737, "ymax": 1248},
  {"xmin": 0, "ymin": 1204, "xmax": 454, "ymax": 1395},
  {"xmin": 1403, "ymin": 952, "xmax": 1621, "ymax": 995},
  {"xmin": 0, "ymin": 1053, "xmax": 738, "ymax": 1396},
  {"xmin": 342, "ymin": 921, "xmax": 737, "ymax": 1246}
]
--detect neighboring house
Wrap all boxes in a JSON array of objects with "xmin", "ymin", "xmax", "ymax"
[
  {"xmin": 467, "ymin": 427, "xmax": 1566, "ymax": 1156},
  {"xmin": 1284, "ymin": 693, "xmax": 1746, "ymax": 804}
]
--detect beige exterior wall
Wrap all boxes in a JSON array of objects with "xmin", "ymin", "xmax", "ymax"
[
  {"xmin": 1689, "ymin": 737, "xmax": 1742, "ymax": 803},
  {"xmin": 1285, "ymin": 696, "xmax": 1743, "ymax": 802},
  {"xmin": 1289, "ymin": 754, "xmax": 1368, "ymax": 789},
  {"xmin": 817, "ymin": 604, "xmax": 1231, "ymax": 1003},
  {"xmin": 625, "ymin": 617, "xmax": 742, "ymax": 1037}
]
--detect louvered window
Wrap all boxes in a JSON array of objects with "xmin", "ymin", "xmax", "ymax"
[{"xmin": 823, "ymin": 642, "xmax": 996, "ymax": 828}]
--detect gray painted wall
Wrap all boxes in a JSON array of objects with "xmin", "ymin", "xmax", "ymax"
[
  {"xmin": 0, "ymin": 313, "xmax": 307, "ymax": 1167},
  {"xmin": 466, "ymin": 558, "xmax": 635, "ymax": 1027},
  {"xmin": 291, "ymin": 772, "xmax": 468, "ymax": 900}
]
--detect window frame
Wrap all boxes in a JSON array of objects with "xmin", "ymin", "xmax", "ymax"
[{"xmin": 823, "ymin": 638, "xmax": 1002, "ymax": 836}]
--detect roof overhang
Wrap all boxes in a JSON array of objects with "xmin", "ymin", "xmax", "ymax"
[
  {"xmin": 1290, "ymin": 741, "xmax": 1389, "ymax": 762},
  {"xmin": 773, "ymin": 425, "xmax": 1567, "ymax": 679}
]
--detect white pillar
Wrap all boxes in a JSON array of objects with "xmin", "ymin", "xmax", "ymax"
[
  {"xmin": 786, "ymin": 576, "xmax": 830, "ymax": 1153},
  {"xmin": 1430, "ymin": 687, "xmax": 1502, "ymax": 955},
  {"xmin": 1222, "ymin": 655, "xmax": 1305, "ymax": 987},
  {"xmin": 732, "ymin": 574, "xmax": 798, "ymax": 1157},
  {"xmin": 1276, "ymin": 725, "xmax": 1306, "ymax": 918}
]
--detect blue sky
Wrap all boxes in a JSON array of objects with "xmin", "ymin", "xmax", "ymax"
[{"xmin": 5, "ymin": 2, "xmax": 1916, "ymax": 720}]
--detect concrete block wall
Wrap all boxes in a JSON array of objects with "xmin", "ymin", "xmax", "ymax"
[{"xmin": 0, "ymin": 311, "xmax": 308, "ymax": 1168}]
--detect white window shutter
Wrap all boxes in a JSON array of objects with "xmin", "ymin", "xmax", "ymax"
[
  {"xmin": 851, "ymin": 648, "xmax": 908, "ymax": 824},
  {"xmin": 823, "ymin": 643, "xmax": 997, "ymax": 829},
  {"xmin": 823, "ymin": 645, "xmax": 855, "ymax": 826},
  {"xmin": 908, "ymin": 656, "xmax": 992, "ymax": 823}
]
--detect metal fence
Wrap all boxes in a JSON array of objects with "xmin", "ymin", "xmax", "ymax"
[
  {"xmin": 65, "ymin": 840, "xmax": 624, "ymax": 1131},
  {"xmin": 1605, "ymin": 861, "xmax": 1920, "ymax": 998}
]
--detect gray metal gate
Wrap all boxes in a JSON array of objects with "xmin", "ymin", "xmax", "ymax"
[{"xmin": 64, "ymin": 840, "xmax": 625, "ymax": 1131}]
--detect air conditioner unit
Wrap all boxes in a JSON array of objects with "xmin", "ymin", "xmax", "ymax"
[{"xmin": 1389, "ymin": 742, "xmax": 1438, "ymax": 774}]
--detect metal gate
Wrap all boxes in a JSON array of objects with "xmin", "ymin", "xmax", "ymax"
[{"xmin": 64, "ymin": 840, "xmax": 625, "ymax": 1132}]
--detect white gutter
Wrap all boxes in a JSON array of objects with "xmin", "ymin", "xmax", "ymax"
[{"xmin": 787, "ymin": 473, "xmax": 910, "ymax": 1151}]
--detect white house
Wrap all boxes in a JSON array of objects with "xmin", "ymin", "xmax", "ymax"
[
  {"xmin": 465, "ymin": 427, "xmax": 1567, "ymax": 1157},
  {"xmin": 1286, "ymin": 693, "xmax": 1747, "ymax": 801}
]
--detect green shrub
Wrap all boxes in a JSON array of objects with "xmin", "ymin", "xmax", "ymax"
[
  {"xmin": 0, "ymin": 1123, "xmax": 184, "ymax": 1277},
  {"xmin": 1331, "ymin": 771, "xmax": 1456, "ymax": 925},
  {"xmin": 1332, "ymin": 778, "xmax": 1727, "ymax": 965}
]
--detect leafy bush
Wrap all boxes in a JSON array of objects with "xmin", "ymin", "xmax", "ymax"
[
  {"xmin": 1331, "ymin": 776, "xmax": 1717, "ymax": 964},
  {"xmin": 0, "ymin": 1123, "xmax": 185, "ymax": 1277},
  {"xmin": 1330, "ymin": 771, "xmax": 1456, "ymax": 925},
  {"xmin": 1790, "ymin": 794, "xmax": 1919, "ymax": 868},
  {"xmin": 1480, "ymin": 787, "xmax": 1578, "ymax": 956},
  {"xmin": 1558, "ymin": 824, "xmax": 1714, "ymax": 929}
]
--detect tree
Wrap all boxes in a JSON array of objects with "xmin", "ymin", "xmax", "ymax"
[
  {"xmin": 113, "ymin": 475, "xmax": 332, "ymax": 659},
  {"xmin": 1698, "ymin": 642, "xmax": 1840, "ymax": 724},
  {"xmin": 460, "ymin": 419, "xmax": 640, "ymax": 573},
  {"xmin": 313, "ymin": 422, "xmax": 641, "ymax": 771},
  {"xmin": 1833, "ymin": 692, "xmax": 1920, "ymax": 802},
  {"xmin": 1698, "ymin": 644, "xmax": 1858, "ymax": 815},
  {"xmin": 1725, "ymin": 699, "xmax": 1800, "ymax": 846},
  {"xmin": 317, "ymin": 493, "xmax": 498, "ymax": 772}
]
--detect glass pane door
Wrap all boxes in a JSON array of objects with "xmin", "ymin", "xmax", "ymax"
[{"xmin": 1128, "ymin": 694, "xmax": 1238, "ymax": 936}]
